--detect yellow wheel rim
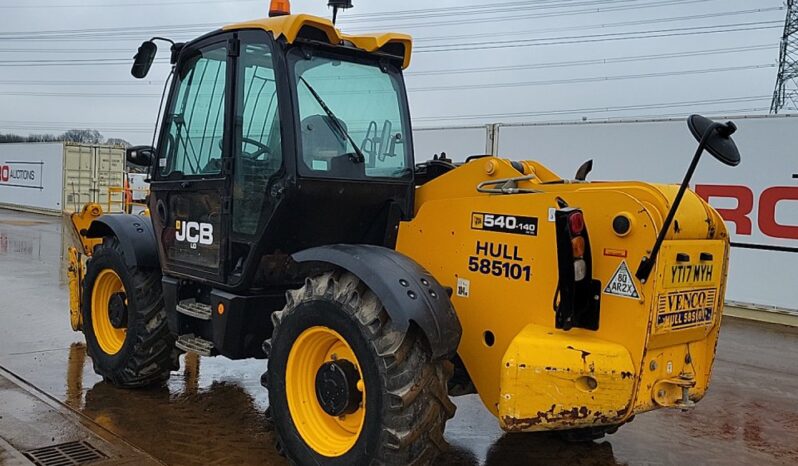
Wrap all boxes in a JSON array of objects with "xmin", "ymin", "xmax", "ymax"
[
  {"xmin": 286, "ymin": 326, "xmax": 366, "ymax": 457},
  {"xmin": 90, "ymin": 269, "xmax": 127, "ymax": 355}
]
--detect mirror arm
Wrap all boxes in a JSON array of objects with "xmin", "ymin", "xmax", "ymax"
[{"xmin": 635, "ymin": 122, "xmax": 723, "ymax": 283}]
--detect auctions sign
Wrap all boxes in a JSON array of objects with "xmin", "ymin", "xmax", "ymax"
[{"xmin": 0, "ymin": 161, "xmax": 44, "ymax": 189}]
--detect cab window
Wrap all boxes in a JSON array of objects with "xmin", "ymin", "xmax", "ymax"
[
  {"xmin": 159, "ymin": 43, "xmax": 227, "ymax": 177},
  {"xmin": 232, "ymin": 38, "xmax": 282, "ymax": 235},
  {"xmin": 291, "ymin": 51, "xmax": 411, "ymax": 179}
]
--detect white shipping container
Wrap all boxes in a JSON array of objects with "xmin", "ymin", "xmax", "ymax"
[
  {"xmin": 414, "ymin": 114, "xmax": 798, "ymax": 312},
  {"xmin": 0, "ymin": 142, "xmax": 126, "ymax": 214}
]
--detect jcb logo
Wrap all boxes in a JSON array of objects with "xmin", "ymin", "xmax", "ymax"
[{"xmin": 175, "ymin": 220, "xmax": 213, "ymax": 249}]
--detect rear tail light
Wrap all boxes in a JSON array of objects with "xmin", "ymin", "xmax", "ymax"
[
  {"xmin": 571, "ymin": 236, "xmax": 585, "ymax": 258},
  {"xmin": 574, "ymin": 258, "xmax": 587, "ymax": 281},
  {"xmin": 554, "ymin": 207, "xmax": 600, "ymax": 331},
  {"xmin": 568, "ymin": 211, "xmax": 584, "ymax": 235}
]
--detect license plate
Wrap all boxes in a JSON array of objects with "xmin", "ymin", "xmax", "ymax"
[
  {"xmin": 664, "ymin": 263, "xmax": 717, "ymax": 289},
  {"xmin": 656, "ymin": 288, "xmax": 717, "ymax": 331}
]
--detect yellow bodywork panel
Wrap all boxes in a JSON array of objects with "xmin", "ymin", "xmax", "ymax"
[
  {"xmin": 223, "ymin": 14, "xmax": 413, "ymax": 69},
  {"xmin": 499, "ymin": 324, "xmax": 635, "ymax": 431},
  {"xmin": 70, "ymin": 202, "xmax": 104, "ymax": 255},
  {"xmin": 396, "ymin": 157, "xmax": 729, "ymax": 431},
  {"xmin": 67, "ymin": 246, "xmax": 84, "ymax": 331},
  {"xmin": 66, "ymin": 202, "xmax": 104, "ymax": 331}
]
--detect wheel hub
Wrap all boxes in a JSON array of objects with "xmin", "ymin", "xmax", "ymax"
[
  {"xmin": 108, "ymin": 292, "xmax": 128, "ymax": 329},
  {"xmin": 315, "ymin": 359, "xmax": 362, "ymax": 416}
]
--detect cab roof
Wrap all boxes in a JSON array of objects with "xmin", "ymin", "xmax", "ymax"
[{"xmin": 223, "ymin": 14, "xmax": 413, "ymax": 69}]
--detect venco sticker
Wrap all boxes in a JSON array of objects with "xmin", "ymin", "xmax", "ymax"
[
  {"xmin": 0, "ymin": 161, "xmax": 44, "ymax": 189},
  {"xmin": 656, "ymin": 288, "xmax": 717, "ymax": 332}
]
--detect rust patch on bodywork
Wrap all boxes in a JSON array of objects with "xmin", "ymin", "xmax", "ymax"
[{"xmin": 502, "ymin": 405, "xmax": 629, "ymax": 432}]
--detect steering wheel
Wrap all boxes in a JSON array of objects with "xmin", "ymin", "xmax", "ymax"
[{"xmin": 241, "ymin": 137, "xmax": 273, "ymax": 160}]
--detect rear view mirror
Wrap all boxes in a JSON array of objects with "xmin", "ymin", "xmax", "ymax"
[
  {"xmin": 126, "ymin": 145, "xmax": 154, "ymax": 166},
  {"xmin": 687, "ymin": 114, "xmax": 741, "ymax": 167},
  {"xmin": 132, "ymin": 41, "xmax": 157, "ymax": 79}
]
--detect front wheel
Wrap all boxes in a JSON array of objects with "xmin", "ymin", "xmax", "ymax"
[
  {"xmin": 81, "ymin": 236, "xmax": 178, "ymax": 387},
  {"xmin": 267, "ymin": 271, "xmax": 455, "ymax": 465}
]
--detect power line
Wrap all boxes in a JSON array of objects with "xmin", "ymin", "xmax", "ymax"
[
  {"xmin": 0, "ymin": 62, "xmax": 774, "ymax": 97},
  {"xmin": 0, "ymin": 80, "xmax": 162, "ymax": 86},
  {"xmin": 1, "ymin": 5, "xmax": 782, "ymax": 51},
  {"xmin": 0, "ymin": 96, "xmax": 769, "ymax": 134},
  {"xmin": 409, "ymin": 64, "xmax": 775, "ymax": 93},
  {"xmin": 0, "ymin": 0, "xmax": 711, "ymax": 39},
  {"xmin": 411, "ymin": 95, "xmax": 772, "ymax": 122},
  {"xmin": 0, "ymin": 23, "xmax": 779, "ymax": 67},
  {"xmin": 344, "ymin": 0, "xmax": 717, "ymax": 31},
  {"xmin": 0, "ymin": 91, "xmax": 162, "ymax": 98},
  {"xmin": 0, "ymin": 0, "xmax": 259, "ymax": 8},
  {"xmin": 0, "ymin": 58, "xmax": 169, "ymax": 67},
  {"xmin": 0, "ymin": 97, "xmax": 772, "ymax": 134},
  {"xmin": 415, "ymin": 22, "xmax": 783, "ymax": 53},
  {"xmin": 340, "ymin": 0, "xmax": 641, "ymax": 23},
  {"xmin": 407, "ymin": 44, "xmax": 775, "ymax": 76},
  {"xmin": 0, "ymin": 43, "xmax": 774, "ymax": 81},
  {"xmin": 414, "ymin": 6, "xmax": 784, "ymax": 43}
]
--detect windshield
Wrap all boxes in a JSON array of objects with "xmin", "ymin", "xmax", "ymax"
[{"xmin": 291, "ymin": 51, "xmax": 411, "ymax": 179}]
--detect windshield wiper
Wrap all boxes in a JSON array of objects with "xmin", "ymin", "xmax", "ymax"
[{"xmin": 299, "ymin": 76, "xmax": 365, "ymax": 163}]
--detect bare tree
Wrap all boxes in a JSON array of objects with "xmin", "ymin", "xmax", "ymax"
[
  {"xmin": 60, "ymin": 129, "xmax": 104, "ymax": 144},
  {"xmin": 0, "ymin": 132, "xmax": 59, "ymax": 143},
  {"xmin": 105, "ymin": 137, "xmax": 132, "ymax": 147}
]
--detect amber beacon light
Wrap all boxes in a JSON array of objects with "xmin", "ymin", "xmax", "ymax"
[{"xmin": 269, "ymin": 0, "xmax": 291, "ymax": 17}]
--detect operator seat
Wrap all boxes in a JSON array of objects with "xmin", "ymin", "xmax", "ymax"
[{"xmin": 300, "ymin": 114, "xmax": 365, "ymax": 177}]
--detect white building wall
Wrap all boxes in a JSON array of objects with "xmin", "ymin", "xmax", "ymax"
[{"xmin": 0, "ymin": 143, "xmax": 64, "ymax": 213}]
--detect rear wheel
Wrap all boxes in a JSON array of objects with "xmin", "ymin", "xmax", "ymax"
[
  {"xmin": 81, "ymin": 236, "xmax": 178, "ymax": 387},
  {"xmin": 267, "ymin": 271, "xmax": 455, "ymax": 465}
]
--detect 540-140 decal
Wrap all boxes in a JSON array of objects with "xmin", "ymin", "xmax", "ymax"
[{"xmin": 472, "ymin": 212, "xmax": 538, "ymax": 236}]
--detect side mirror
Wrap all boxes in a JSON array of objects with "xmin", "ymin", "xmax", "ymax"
[
  {"xmin": 687, "ymin": 114, "xmax": 741, "ymax": 167},
  {"xmin": 126, "ymin": 145, "xmax": 154, "ymax": 166},
  {"xmin": 636, "ymin": 114, "xmax": 741, "ymax": 282},
  {"xmin": 132, "ymin": 40, "xmax": 157, "ymax": 79}
]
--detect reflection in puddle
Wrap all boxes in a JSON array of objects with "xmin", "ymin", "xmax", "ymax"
[
  {"xmin": 64, "ymin": 343, "xmax": 283, "ymax": 466},
  {"xmin": 62, "ymin": 344, "xmax": 627, "ymax": 466},
  {"xmin": 0, "ymin": 231, "xmax": 39, "ymax": 257}
]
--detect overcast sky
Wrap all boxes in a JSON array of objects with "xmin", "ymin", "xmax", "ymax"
[{"xmin": 0, "ymin": 0, "xmax": 789, "ymax": 144}]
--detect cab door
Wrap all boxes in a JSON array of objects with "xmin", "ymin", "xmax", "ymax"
[
  {"xmin": 227, "ymin": 30, "xmax": 287, "ymax": 286},
  {"xmin": 150, "ymin": 33, "xmax": 235, "ymax": 283}
]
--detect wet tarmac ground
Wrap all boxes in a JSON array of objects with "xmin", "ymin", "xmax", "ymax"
[{"xmin": 0, "ymin": 208, "xmax": 796, "ymax": 465}]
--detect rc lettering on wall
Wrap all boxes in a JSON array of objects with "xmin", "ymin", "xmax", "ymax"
[{"xmin": 696, "ymin": 184, "xmax": 798, "ymax": 242}]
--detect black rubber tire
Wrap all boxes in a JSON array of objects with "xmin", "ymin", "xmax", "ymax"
[
  {"xmin": 81, "ymin": 236, "xmax": 178, "ymax": 388},
  {"xmin": 267, "ymin": 271, "xmax": 456, "ymax": 466}
]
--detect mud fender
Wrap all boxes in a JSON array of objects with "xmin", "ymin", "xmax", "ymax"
[
  {"xmin": 84, "ymin": 214, "xmax": 159, "ymax": 268},
  {"xmin": 292, "ymin": 244, "xmax": 461, "ymax": 360}
]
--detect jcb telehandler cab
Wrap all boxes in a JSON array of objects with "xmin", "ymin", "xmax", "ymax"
[{"xmin": 67, "ymin": 2, "xmax": 740, "ymax": 464}]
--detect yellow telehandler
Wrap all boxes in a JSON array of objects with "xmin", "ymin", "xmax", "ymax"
[{"xmin": 67, "ymin": 1, "xmax": 740, "ymax": 464}]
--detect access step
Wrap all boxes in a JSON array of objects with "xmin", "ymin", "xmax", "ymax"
[
  {"xmin": 176, "ymin": 300, "xmax": 212, "ymax": 320},
  {"xmin": 175, "ymin": 334, "xmax": 215, "ymax": 357}
]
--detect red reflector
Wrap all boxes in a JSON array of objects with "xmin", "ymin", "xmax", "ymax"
[{"xmin": 568, "ymin": 212, "xmax": 584, "ymax": 235}]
